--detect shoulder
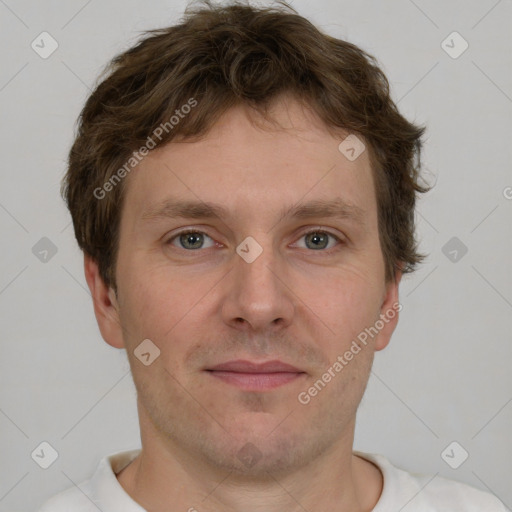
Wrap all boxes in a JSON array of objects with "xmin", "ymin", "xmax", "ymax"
[
  {"xmin": 417, "ymin": 473, "xmax": 507, "ymax": 511},
  {"xmin": 35, "ymin": 449, "xmax": 142, "ymax": 512},
  {"xmin": 355, "ymin": 451, "xmax": 506, "ymax": 511},
  {"xmin": 36, "ymin": 485, "xmax": 94, "ymax": 512}
]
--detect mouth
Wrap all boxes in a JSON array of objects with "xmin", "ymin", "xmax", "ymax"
[{"xmin": 205, "ymin": 359, "xmax": 307, "ymax": 391}]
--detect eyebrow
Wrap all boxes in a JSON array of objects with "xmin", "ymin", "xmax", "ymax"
[{"xmin": 140, "ymin": 197, "xmax": 366, "ymax": 226}]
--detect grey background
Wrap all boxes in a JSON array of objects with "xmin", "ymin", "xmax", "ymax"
[{"xmin": 0, "ymin": 0, "xmax": 511, "ymax": 510}]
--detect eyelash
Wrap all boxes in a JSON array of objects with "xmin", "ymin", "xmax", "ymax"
[{"xmin": 166, "ymin": 228, "xmax": 344, "ymax": 253}]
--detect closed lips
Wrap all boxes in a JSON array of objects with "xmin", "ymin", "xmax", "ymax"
[{"xmin": 206, "ymin": 360, "xmax": 304, "ymax": 373}]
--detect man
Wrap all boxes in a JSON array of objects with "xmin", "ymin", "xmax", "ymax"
[{"xmin": 38, "ymin": 1, "xmax": 505, "ymax": 510}]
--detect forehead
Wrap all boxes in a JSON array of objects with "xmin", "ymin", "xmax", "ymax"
[{"xmin": 120, "ymin": 97, "xmax": 377, "ymax": 229}]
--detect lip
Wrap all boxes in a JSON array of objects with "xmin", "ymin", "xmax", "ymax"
[
  {"xmin": 205, "ymin": 359, "xmax": 306, "ymax": 391},
  {"xmin": 208, "ymin": 359, "xmax": 302, "ymax": 373}
]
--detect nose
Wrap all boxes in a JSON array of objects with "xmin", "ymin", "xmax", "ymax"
[{"xmin": 221, "ymin": 238, "xmax": 295, "ymax": 333}]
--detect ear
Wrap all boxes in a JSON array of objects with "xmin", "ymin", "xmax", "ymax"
[
  {"xmin": 84, "ymin": 254, "xmax": 125, "ymax": 349},
  {"xmin": 374, "ymin": 268, "xmax": 402, "ymax": 352}
]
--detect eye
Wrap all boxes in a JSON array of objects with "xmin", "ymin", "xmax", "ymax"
[
  {"xmin": 167, "ymin": 229, "xmax": 216, "ymax": 250},
  {"xmin": 294, "ymin": 229, "xmax": 342, "ymax": 251},
  {"xmin": 166, "ymin": 228, "xmax": 343, "ymax": 252}
]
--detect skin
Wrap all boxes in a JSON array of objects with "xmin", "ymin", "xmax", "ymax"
[{"xmin": 85, "ymin": 94, "xmax": 402, "ymax": 512}]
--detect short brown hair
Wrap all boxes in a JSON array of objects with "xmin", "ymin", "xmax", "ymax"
[{"xmin": 62, "ymin": 0, "xmax": 430, "ymax": 292}]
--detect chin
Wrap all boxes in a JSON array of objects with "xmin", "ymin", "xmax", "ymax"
[{"xmin": 195, "ymin": 421, "xmax": 333, "ymax": 478}]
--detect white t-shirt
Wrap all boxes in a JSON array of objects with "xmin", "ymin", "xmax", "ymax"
[{"xmin": 36, "ymin": 449, "xmax": 506, "ymax": 511}]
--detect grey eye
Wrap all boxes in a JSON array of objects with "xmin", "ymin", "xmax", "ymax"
[
  {"xmin": 169, "ymin": 231, "xmax": 215, "ymax": 250},
  {"xmin": 296, "ymin": 230, "xmax": 340, "ymax": 251},
  {"xmin": 305, "ymin": 232, "xmax": 330, "ymax": 250}
]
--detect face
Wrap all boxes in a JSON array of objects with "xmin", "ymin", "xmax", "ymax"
[{"xmin": 88, "ymin": 95, "xmax": 401, "ymax": 476}]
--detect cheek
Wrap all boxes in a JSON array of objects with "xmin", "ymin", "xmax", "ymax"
[
  {"xmin": 117, "ymin": 262, "xmax": 219, "ymax": 361},
  {"xmin": 116, "ymin": 262, "xmax": 176, "ymax": 342},
  {"xmin": 306, "ymin": 269, "xmax": 382, "ymax": 338}
]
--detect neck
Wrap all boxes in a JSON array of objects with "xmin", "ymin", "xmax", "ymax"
[{"xmin": 116, "ymin": 417, "xmax": 382, "ymax": 512}]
